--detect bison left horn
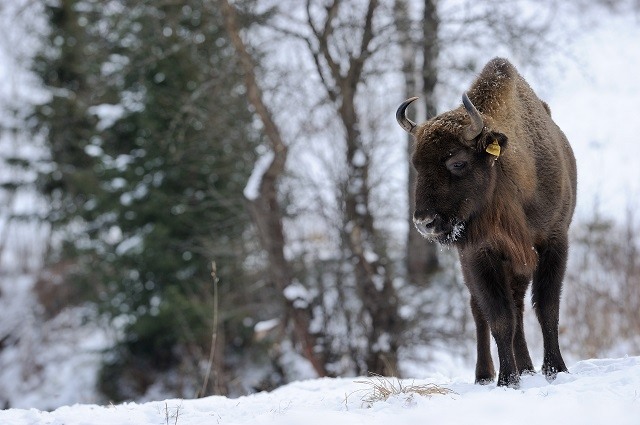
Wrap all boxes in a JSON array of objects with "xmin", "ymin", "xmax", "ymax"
[
  {"xmin": 396, "ymin": 97, "xmax": 418, "ymax": 134},
  {"xmin": 462, "ymin": 92, "xmax": 484, "ymax": 140}
]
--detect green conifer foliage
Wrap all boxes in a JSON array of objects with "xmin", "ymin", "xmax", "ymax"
[{"xmin": 32, "ymin": 0, "xmax": 262, "ymax": 399}]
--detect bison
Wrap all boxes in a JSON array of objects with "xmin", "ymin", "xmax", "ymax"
[{"xmin": 396, "ymin": 57, "xmax": 577, "ymax": 388}]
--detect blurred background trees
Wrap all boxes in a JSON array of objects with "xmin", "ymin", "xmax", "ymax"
[
  {"xmin": 0, "ymin": 0, "xmax": 639, "ymax": 406},
  {"xmin": 30, "ymin": 0, "xmax": 266, "ymax": 399}
]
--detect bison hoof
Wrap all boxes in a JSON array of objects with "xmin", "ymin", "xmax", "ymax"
[
  {"xmin": 542, "ymin": 365, "xmax": 568, "ymax": 382},
  {"xmin": 543, "ymin": 369, "xmax": 558, "ymax": 382},
  {"xmin": 497, "ymin": 373, "xmax": 520, "ymax": 389},
  {"xmin": 475, "ymin": 368, "xmax": 495, "ymax": 385},
  {"xmin": 475, "ymin": 377, "xmax": 494, "ymax": 385},
  {"xmin": 519, "ymin": 367, "xmax": 536, "ymax": 376}
]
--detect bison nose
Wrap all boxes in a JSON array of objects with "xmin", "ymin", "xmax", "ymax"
[{"xmin": 413, "ymin": 213, "xmax": 437, "ymax": 236}]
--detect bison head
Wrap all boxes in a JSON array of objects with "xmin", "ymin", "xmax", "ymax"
[{"xmin": 397, "ymin": 94, "xmax": 508, "ymax": 244}]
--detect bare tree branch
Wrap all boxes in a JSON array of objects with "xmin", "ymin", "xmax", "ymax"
[
  {"xmin": 347, "ymin": 0, "xmax": 378, "ymax": 86},
  {"xmin": 307, "ymin": 0, "xmax": 344, "ymax": 98},
  {"xmin": 218, "ymin": 0, "xmax": 327, "ymax": 378}
]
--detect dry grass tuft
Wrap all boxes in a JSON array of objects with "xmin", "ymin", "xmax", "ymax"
[{"xmin": 355, "ymin": 374, "xmax": 455, "ymax": 407}]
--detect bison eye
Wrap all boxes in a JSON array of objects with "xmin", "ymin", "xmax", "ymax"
[
  {"xmin": 445, "ymin": 151, "xmax": 471, "ymax": 174},
  {"xmin": 446, "ymin": 161, "xmax": 467, "ymax": 175}
]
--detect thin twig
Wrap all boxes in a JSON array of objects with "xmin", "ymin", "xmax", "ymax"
[{"xmin": 199, "ymin": 260, "xmax": 219, "ymax": 397}]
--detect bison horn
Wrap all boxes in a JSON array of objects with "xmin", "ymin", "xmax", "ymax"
[
  {"xmin": 396, "ymin": 97, "xmax": 419, "ymax": 134},
  {"xmin": 462, "ymin": 92, "xmax": 484, "ymax": 140}
]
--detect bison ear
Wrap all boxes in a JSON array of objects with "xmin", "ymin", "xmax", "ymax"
[{"xmin": 476, "ymin": 131, "xmax": 508, "ymax": 159}]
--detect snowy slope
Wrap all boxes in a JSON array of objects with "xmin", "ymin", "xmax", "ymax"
[{"xmin": 1, "ymin": 357, "xmax": 639, "ymax": 425}]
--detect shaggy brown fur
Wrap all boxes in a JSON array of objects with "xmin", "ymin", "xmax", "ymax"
[{"xmin": 398, "ymin": 57, "xmax": 577, "ymax": 387}]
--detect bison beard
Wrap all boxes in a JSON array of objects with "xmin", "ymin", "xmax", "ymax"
[{"xmin": 397, "ymin": 57, "xmax": 577, "ymax": 388}]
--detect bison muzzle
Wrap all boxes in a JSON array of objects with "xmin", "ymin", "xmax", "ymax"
[{"xmin": 397, "ymin": 57, "xmax": 577, "ymax": 388}]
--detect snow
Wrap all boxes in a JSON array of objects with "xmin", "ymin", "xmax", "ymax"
[
  {"xmin": 254, "ymin": 318, "xmax": 281, "ymax": 333},
  {"xmin": 1, "ymin": 357, "xmax": 638, "ymax": 424},
  {"xmin": 244, "ymin": 150, "xmax": 274, "ymax": 201},
  {"xmin": 115, "ymin": 234, "xmax": 144, "ymax": 255},
  {"xmin": 283, "ymin": 280, "xmax": 312, "ymax": 309},
  {"xmin": 87, "ymin": 103, "xmax": 126, "ymax": 131},
  {"xmin": 352, "ymin": 149, "xmax": 367, "ymax": 167},
  {"xmin": 0, "ymin": 276, "xmax": 111, "ymax": 410}
]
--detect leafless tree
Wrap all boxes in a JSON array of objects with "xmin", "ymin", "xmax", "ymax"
[
  {"xmin": 564, "ymin": 208, "xmax": 640, "ymax": 358},
  {"xmin": 295, "ymin": 0, "xmax": 406, "ymax": 375},
  {"xmin": 219, "ymin": 0, "xmax": 633, "ymax": 383},
  {"xmin": 394, "ymin": 0, "xmax": 439, "ymax": 286},
  {"xmin": 219, "ymin": 0, "xmax": 328, "ymax": 378}
]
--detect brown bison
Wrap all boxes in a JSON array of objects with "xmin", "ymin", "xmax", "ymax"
[{"xmin": 396, "ymin": 57, "xmax": 577, "ymax": 388}]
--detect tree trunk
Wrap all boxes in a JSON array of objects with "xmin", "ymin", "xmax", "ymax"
[
  {"xmin": 395, "ymin": 0, "xmax": 440, "ymax": 286},
  {"xmin": 324, "ymin": 0, "xmax": 403, "ymax": 376},
  {"xmin": 302, "ymin": 0, "xmax": 404, "ymax": 376},
  {"xmin": 219, "ymin": 0, "xmax": 327, "ymax": 378},
  {"xmin": 341, "ymin": 93, "xmax": 403, "ymax": 376}
]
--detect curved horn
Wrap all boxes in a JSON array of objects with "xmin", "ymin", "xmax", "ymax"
[
  {"xmin": 462, "ymin": 92, "xmax": 484, "ymax": 140},
  {"xmin": 396, "ymin": 97, "xmax": 419, "ymax": 134}
]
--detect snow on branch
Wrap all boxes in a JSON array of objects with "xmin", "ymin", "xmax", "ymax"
[{"xmin": 243, "ymin": 150, "xmax": 274, "ymax": 201}]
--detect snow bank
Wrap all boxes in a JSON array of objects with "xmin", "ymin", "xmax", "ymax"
[{"xmin": 2, "ymin": 356, "xmax": 639, "ymax": 424}]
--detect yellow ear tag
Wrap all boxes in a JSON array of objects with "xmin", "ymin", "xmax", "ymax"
[{"xmin": 485, "ymin": 140, "xmax": 501, "ymax": 157}]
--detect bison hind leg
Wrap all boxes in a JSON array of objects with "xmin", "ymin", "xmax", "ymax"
[
  {"xmin": 513, "ymin": 275, "xmax": 535, "ymax": 376},
  {"xmin": 532, "ymin": 235, "xmax": 570, "ymax": 381}
]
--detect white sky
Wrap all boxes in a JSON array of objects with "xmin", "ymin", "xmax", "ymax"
[{"xmin": 536, "ymin": 13, "xmax": 640, "ymax": 221}]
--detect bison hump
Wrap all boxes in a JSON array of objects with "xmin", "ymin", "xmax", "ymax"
[{"xmin": 467, "ymin": 57, "xmax": 519, "ymax": 116}]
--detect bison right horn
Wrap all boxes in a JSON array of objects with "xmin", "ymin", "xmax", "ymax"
[
  {"xmin": 396, "ymin": 97, "xmax": 418, "ymax": 134},
  {"xmin": 462, "ymin": 92, "xmax": 484, "ymax": 140}
]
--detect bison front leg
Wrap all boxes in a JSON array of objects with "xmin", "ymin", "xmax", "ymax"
[
  {"xmin": 463, "ymin": 253, "xmax": 520, "ymax": 388},
  {"xmin": 532, "ymin": 236, "xmax": 569, "ymax": 380},
  {"xmin": 470, "ymin": 296, "xmax": 495, "ymax": 384},
  {"xmin": 487, "ymin": 304, "xmax": 519, "ymax": 388}
]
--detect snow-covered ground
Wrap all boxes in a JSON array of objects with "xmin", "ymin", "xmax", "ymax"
[{"xmin": 1, "ymin": 356, "xmax": 638, "ymax": 424}]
